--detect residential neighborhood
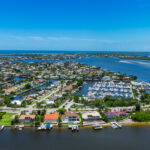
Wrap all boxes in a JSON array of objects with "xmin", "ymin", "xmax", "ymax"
[{"xmin": 0, "ymin": 53, "xmax": 150, "ymax": 131}]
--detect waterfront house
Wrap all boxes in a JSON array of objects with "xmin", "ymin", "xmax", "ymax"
[
  {"xmin": 6, "ymin": 89, "xmax": 16, "ymax": 95},
  {"xmin": 112, "ymin": 76, "xmax": 120, "ymax": 82},
  {"xmin": 62, "ymin": 83, "xmax": 76, "ymax": 93},
  {"xmin": 123, "ymin": 77, "xmax": 131, "ymax": 83},
  {"xmin": 102, "ymin": 76, "xmax": 110, "ymax": 82},
  {"xmin": 82, "ymin": 111, "xmax": 101, "ymax": 122},
  {"xmin": 44, "ymin": 113, "xmax": 59, "ymax": 123},
  {"xmin": 61, "ymin": 111, "xmax": 81, "ymax": 123},
  {"xmin": 105, "ymin": 111, "xmax": 128, "ymax": 119},
  {"xmin": 19, "ymin": 114, "xmax": 36, "ymax": 124}
]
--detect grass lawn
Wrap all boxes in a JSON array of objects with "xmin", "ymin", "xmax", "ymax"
[{"xmin": 0, "ymin": 113, "xmax": 16, "ymax": 125}]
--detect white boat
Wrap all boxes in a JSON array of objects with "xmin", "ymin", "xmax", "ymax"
[
  {"xmin": 38, "ymin": 124, "xmax": 46, "ymax": 130},
  {"xmin": 114, "ymin": 122, "xmax": 122, "ymax": 128},
  {"xmin": 92, "ymin": 124, "xmax": 103, "ymax": 130},
  {"xmin": 0, "ymin": 125, "xmax": 4, "ymax": 131},
  {"xmin": 15, "ymin": 125, "xmax": 24, "ymax": 130},
  {"xmin": 68, "ymin": 125, "xmax": 72, "ymax": 129},
  {"xmin": 111, "ymin": 122, "xmax": 122, "ymax": 129},
  {"xmin": 71, "ymin": 125, "xmax": 79, "ymax": 132}
]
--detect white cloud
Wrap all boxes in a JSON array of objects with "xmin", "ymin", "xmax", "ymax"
[{"xmin": 28, "ymin": 36, "xmax": 44, "ymax": 40}]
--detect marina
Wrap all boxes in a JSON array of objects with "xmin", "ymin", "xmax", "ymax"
[{"xmin": 87, "ymin": 81, "xmax": 133, "ymax": 99}]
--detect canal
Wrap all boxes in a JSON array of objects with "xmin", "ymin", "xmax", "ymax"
[{"xmin": 0, "ymin": 126, "xmax": 150, "ymax": 150}]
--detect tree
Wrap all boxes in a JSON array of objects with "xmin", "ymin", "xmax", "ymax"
[
  {"xmin": 34, "ymin": 115, "xmax": 41, "ymax": 126},
  {"xmin": 11, "ymin": 115, "xmax": 19, "ymax": 125},
  {"xmin": 21, "ymin": 101, "xmax": 26, "ymax": 107},
  {"xmin": 57, "ymin": 108, "xmax": 66, "ymax": 115},
  {"xmin": 25, "ymin": 83, "xmax": 31, "ymax": 89},
  {"xmin": 135, "ymin": 103, "xmax": 141, "ymax": 112},
  {"xmin": 77, "ymin": 80, "xmax": 83, "ymax": 86},
  {"xmin": 132, "ymin": 110, "xmax": 150, "ymax": 122}
]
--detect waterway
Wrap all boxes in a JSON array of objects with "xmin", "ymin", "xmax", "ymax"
[
  {"xmin": 76, "ymin": 57, "xmax": 150, "ymax": 83},
  {"xmin": 0, "ymin": 127, "xmax": 150, "ymax": 150},
  {"xmin": 11, "ymin": 57, "xmax": 150, "ymax": 83}
]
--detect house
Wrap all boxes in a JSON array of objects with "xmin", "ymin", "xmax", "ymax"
[
  {"xmin": 19, "ymin": 114, "xmax": 36, "ymax": 124},
  {"xmin": 62, "ymin": 83, "xmax": 76, "ymax": 93},
  {"xmin": 61, "ymin": 111, "xmax": 81, "ymax": 123},
  {"xmin": 105, "ymin": 111, "xmax": 128, "ymax": 119},
  {"xmin": 44, "ymin": 113, "xmax": 59, "ymax": 123},
  {"xmin": 6, "ymin": 89, "xmax": 16, "ymax": 95},
  {"xmin": 11, "ymin": 100, "xmax": 22, "ymax": 105},
  {"xmin": 123, "ymin": 77, "xmax": 131, "ymax": 83},
  {"xmin": 102, "ymin": 76, "xmax": 110, "ymax": 82},
  {"xmin": 82, "ymin": 111, "xmax": 101, "ymax": 122},
  {"xmin": 46, "ymin": 99, "xmax": 55, "ymax": 106},
  {"xmin": 112, "ymin": 76, "xmax": 120, "ymax": 82}
]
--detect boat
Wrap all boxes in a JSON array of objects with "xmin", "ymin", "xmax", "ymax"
[
  {"xmin": 0, "ymin": 125, "xmax": 4, "ymax": 131},
  {"xmin": 72, "ymin": 125, "xmax": 79, "ymax": 132},
  {"xmin": 68, "ymin": 125, "xmax": 72, "ymax": 129},
  {"xmin": 15, "ymin": 125, "xmax": 24, "ymax": 130},
  {"xmin": 114, "ymin": 122, "xmax": 122, "ymax": 128},
  {"xmin": 68, "ymin": 125, "xmax": 79, "ymax": 132},
  {"xmin": 45, "ymin": 124, "xmax": 51, "ymax": 130},
  {"xmin": 92, "ymin": 124, "xmax": 103, "ymax": 130},
  {"xmin": 38, "ymin": 124, "xmax": 49, "ymax": 130},
  {"xmin": 110, "ymin": 122, "xmax": 122, "ymax": 129}
]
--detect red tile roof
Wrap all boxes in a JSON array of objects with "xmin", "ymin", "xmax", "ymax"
[{"xmin": 44, "ymin": 113, "xmax": 59, "ymax": 120}]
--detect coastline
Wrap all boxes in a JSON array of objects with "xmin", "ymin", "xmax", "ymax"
[{"xmin": 3, "ymin": 121, "xmax": 150, "ymax": 129}]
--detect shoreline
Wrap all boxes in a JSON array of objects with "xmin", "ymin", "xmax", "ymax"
[{"xmin": 2, "ymin": 121, "xmax": 150, "ymax": 129}]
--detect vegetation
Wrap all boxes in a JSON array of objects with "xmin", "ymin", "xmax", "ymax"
[
  {"xmin": 99, "ymin": 110, "xmax": 108, "ymax": 122},
  {"xmin": 79, "ymin": 112, "xmax": 83, "ymax": 124},
  {"xmin": 24, "ymin": 83, "xmax": 31, "ymax": 89},
  {"xmin": 57, "ymin": 108, "xmax": 66, "ymax": 115},
  {"xmin": 11, "ymin": 115, "xmax": 19, "ymax": 125},
  {"xmin": 132, "ymin": 110, "xmax": 150, "ymax": 122},
  {"xmin": 135, "ymin": 103, "xmax": 141, "ymax": 112},
  {"xmin": 0, "ymin": 113, "xmax": 16, "ymax": 125}
]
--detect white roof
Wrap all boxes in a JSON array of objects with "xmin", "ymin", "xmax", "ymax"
[
  {"xmin": 82, "ymin": 111, "xmax": 101, "ymax": 119},
  {"xmin": 11, "ymin": 100, "xmax": 22, "ymax": 105}
]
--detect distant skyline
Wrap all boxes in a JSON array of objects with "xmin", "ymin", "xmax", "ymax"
[{"xmin": 0, "ymin": 0, "xmax": 150, "ymax": 51}]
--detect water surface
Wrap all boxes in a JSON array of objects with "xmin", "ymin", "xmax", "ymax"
[{"xmin": 0, "ymin": 127, "xmax": 150, "ymax": 150}]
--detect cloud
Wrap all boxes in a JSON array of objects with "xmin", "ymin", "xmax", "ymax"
[
  {"xmin": 8, "ymin": 35, "xmax": 116, "ymax": 45},
  {"xmin": 28, "ymin": 36, "xmax": 44, "ymax": 40},
  {"xmin": 47, "ymin": 36, "xmax": 114, "ymax": 43},
  {"xmin": 47, "ymin": 37, "xmax": 72, "ymax": 40}
]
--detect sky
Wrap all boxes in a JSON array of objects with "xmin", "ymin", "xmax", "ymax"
[{"xmin": 0, "ymin": 0, "xmax": 150, "ymax": 51}]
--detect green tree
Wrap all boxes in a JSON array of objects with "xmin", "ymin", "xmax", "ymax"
[
  {"xmin": 25, "ymin": 83, "xmax": 31, "ymax": 89},
  {"xmin": 57, "ymin": 108, "xmax": 66, "ymax": 115},
  {"xmin": 135, "ymin": 103, "xmax": 141, "ymax": 112}
]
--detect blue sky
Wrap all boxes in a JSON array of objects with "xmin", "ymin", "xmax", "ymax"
[{"xmin": 0, "ymin": 0, "xmax": 150, "ymax": 51}]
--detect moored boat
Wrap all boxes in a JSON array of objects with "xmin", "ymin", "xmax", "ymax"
[
  {"xmin": 0, "ymin": 125, "xmax": 5, "ymax": 131},
  {"xmin": 111, "ymin": 122, "xmax": 122, "ymax": 129},
  {"xmin": 15, "ymin": 125, "xmax": 24, "ymax": 130},
  {"xmin": 92, "ymin": 124, "xmax": 103, "ymax": 130}
]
